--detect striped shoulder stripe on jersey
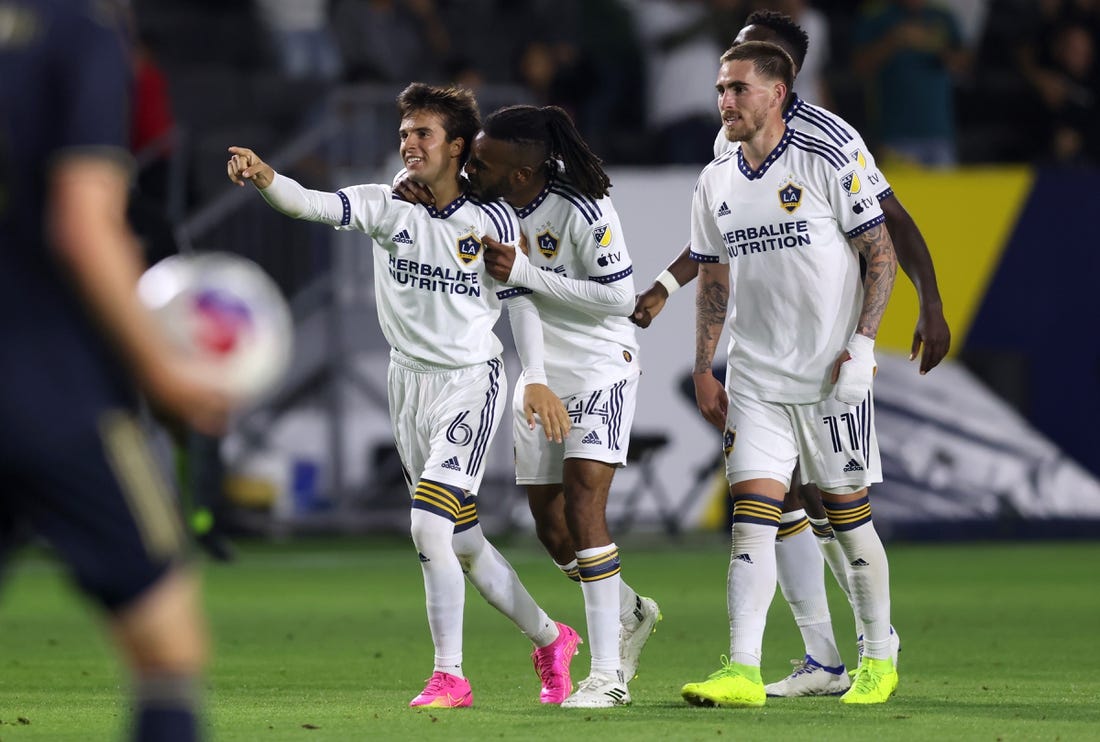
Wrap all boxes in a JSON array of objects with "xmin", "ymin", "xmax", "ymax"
[
  {"xmin": 550, "ymin": 182, "xmax": 602, "ymax": 225},
  {"xmin": 792, "ymin": 103, "xmax": 854, "ymax": 147},
  {"xmin": 591, "ymin": 266, "xmax": 633, "ymax": 284},
  {"xmin": 789, "ymin": 131, "xmax": 848, "ymax": 170},
  {"xmin": 337, "ymin": 190, "xmax": 352, "ymax": 227},
  {"xmin": 702, "ymin": 148, "xmax": 738, "ymax": 176},
  {"xmin": 474, "ymin": 198, "xmax": 516, "ymax": 243}
]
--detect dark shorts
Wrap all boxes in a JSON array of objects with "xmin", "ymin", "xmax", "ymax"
[{"xmin": 1, "ymin": 392, "xmax": 186, "ymax": 612}]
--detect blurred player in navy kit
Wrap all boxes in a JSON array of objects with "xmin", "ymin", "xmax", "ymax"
[{"xmin": 0, "ymin": 2, "xmax": 232, "ymax": 740}]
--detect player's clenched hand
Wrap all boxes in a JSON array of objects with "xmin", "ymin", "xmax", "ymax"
[
  {"xmin": 482, "ymin": 234, "xmax": 518, "ymax": 282},
  {"xmin": 524, "ymin": 384, "xmax": 571, "ymax": 443},
  {"xmin": 227, "ymin": 146, "xmax": 275, "ymax": 189},
  {"xmin": 631, "ymin": 284, "xmax": 669, "ymax": 328},
  {"xmin": 832, "ymin": 334, "xmax": 876, "ymax": 406},
  {"xmin": 692, "ymin": 371, "xmax": 728, "ymax": 431},
  {"xmin": 910, "ymin": 304, "xmax": 951, "ymax": 374},
  {"xmin": 392, "ymin": 172, "xmax": 435, "ymax": 205}
]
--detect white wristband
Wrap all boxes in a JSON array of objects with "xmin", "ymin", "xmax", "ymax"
[{"xmin": 655, "ymin": 269, "xmax": 681, "ymax": 296}]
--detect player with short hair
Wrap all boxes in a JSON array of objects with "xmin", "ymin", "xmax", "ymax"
[
  {"xmin": 228, "ymin": 82, "xmax": 580, "ymax": 708},
  {"xmin": 634, "ymin": 9, "xmax": 922, "ymax": 697},
  {"xmin": 679, "ymin": 40, "xmax": 900, "ymax": 707},
  {"xmin": 464, "ymin": 104, "xmax": 659, "ymax": 708},
  {"xmin": 0, "ymin": 1, "xmax": 235, "ymax": 739}
]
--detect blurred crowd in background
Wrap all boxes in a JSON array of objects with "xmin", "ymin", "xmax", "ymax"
[{"xmin": 131, "ymin": 0, "xmax": 1100, "ymax": 211}]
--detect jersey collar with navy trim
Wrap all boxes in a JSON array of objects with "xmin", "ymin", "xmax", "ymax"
[{"xmin": 737, "ymin": 126, "xmax": 794, "ymax": 181}]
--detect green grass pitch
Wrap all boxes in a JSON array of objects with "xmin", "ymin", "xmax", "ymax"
[{"xmin": 0, "ymin": 536, "xmax": 1098, "ymax": 740}]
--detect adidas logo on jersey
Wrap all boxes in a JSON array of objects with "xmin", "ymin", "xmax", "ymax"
[
  {"xmin": 392, "ymin": 229, "xmax": 414, "ymax": 245},
  {"xmin": 843, "ymin": 458, "xmax": 864, "ymax": 472},
  {"xmin": 849, "ymin": 558, "xmax": 870, "ymax": 568},
  {"xmin": 733, "ymin": 553, "xmax": 753, "ymax": 564},
  {"xmin": 581, "ymin": 431, "xmax": 602, "ymax": 445},
  {"xmin": 717, "ymin": 201, "xmax": 731, "ymax": 216},
  {"xmin": 442, "ymin": 456, "xmax": 461, "ymax": 471}
]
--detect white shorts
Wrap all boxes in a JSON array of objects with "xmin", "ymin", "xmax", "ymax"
[
  {"xmin": 513, "ymin": 371, "xmax": 639, "ymax": 485},
  {"xmin": 387, "ymin": 353, "xmax": 506, "ymax": 496},
  {"xmin": 722, "ymin": 384, "xmax": 882, "ymax": 493}
]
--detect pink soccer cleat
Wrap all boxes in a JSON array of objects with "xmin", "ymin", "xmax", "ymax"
[
  {"xmin": 408, "ymin": 671, "xmax": 473, "ymax": 708},
  {"xmin": 532, "ymin": 622, "xmax": 582, "ymax": 704}
]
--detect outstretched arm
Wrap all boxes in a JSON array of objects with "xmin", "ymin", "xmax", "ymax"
[
  {"xmin": 483, "ymin": 234, "xmax": 635, "ymax": 316},
  {"xmin": 881, "ymin": 195, "xmax": 950, "ymax": 373},
  {"xmin": 631, "ymin": 241, "xmax": 701, "ymax": 328},
  {"xmin": 227, "ymin": 146, "xmax": 347, "ymax": 224}
]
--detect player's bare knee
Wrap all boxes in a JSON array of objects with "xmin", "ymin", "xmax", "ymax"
[{"xmin": 112, "ymin": 568, "xmax": 207, "ymax": 674}]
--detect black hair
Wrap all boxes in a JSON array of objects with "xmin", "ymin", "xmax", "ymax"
[
  {"xmin": 396, "ymin": 83, "xmax": 481, "ymax": 165},
  {"xmin": 741, "ymin": 10, "xmax": 810, "ymax": 70},
  {"xmin": 481, "ymin": 105, "xmax": 611, "ymax": 199},
  {"xmin": 720, "ymin": 41, "xmax": 796, "ymax": 94}
]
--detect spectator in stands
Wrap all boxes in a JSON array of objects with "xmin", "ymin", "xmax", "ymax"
[
  {"xmin": 334, "ymin": 0, "xmax": 450, "ymax": 83},
  {"xmin": 752, "ymin": 0, "xmax": 832, "ymax": 108},
  {"xmin": 1027, "ymin": 20, "xmax": 1100, "ymax": 164},
  {"xmin": 851, "ymin": 0, "xmax": 971, "ymax": 167},
  {"xmin": 626, "ymin": 0, "xmax": 739, "ymax": 164},
  {"xmin": 254, "ymin": 0, "xmax": 343, "ymax": 82}
]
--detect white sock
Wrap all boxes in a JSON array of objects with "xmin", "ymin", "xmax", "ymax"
[
  {"xmin": 831, "ymin": 520, "xmax": 891, "ymax": 660},
  {"xmin": 619, "ymin": 581, "xmax": 642, "ymax": 630},
  {"xmin": 453, "ymin": 524, "xmax": 557, "ymax": 647},
  {"xmin": 775, "ymin": 511, "xmax": 842, "ymax": 667},
  {"xmin": 810, "ymin": 515, "xmax": 863, "ymax": 640},
  {"xmin": 728, "ymin": 519, "xmax": 779, "ymax": 667},
  {"xmin": 410, "ymin": 508, "xmax": 465, "ymax": 677},
  {"xmin": 577, "ymin": 544, "xmax": 623, "ymax": 675}
]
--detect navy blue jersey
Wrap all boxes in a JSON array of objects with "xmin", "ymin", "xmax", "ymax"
[
  {"xmin": 0, "ymin": 0, "xmax": 184, "ymax": 610},
  {"xmin": 0, "ymin": 0, "xmax": 136, "ymax": 419}
]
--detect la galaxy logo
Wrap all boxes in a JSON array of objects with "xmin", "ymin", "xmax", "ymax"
[
  {"xmin": 841, "ymin": 171, "xmax": 862, "ymax": 195},
  {"xmin": 593, "ymin": 224, "xmax": 613, "ymax": 248},
  {"xmin": 723, "ymin": 429, "xmax": 736, "ymax": 457},
  {"xmin": 456, "ymin": 234, "xmax": 481, "ymax": 265},
  {"xmin": 851, "ymin": 149, "xmax": 867, "ymax": 170},
  {"xmin": 537, "ymin": 229, "xmax": 559, "ymax": 259},
  {"xmin": 778, "ymin": 182, "xmax": 802, "ymax": 214}
]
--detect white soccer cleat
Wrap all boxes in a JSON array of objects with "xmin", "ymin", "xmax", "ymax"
[
  {"xmin": 620, "ymin": 595, "xmax": 661, "ymax": 681},
  {"xmin": 765, "ymin": 655, "xmax": 851, "ymax": 697},
  {"xmin": 560, "ymin": 671, "xmax": 631, "ymax": 708}
]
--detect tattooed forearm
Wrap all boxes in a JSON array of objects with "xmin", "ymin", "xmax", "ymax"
[
  {"xmin": 694, "ymin": 264, "xmax": 729, "ymax": 374},
  {"xmin": 851, "ymin": 222, "xmax": 897, "ymax": 338}
]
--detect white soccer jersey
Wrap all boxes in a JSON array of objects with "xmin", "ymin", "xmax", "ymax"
[
  {"xmin": 333, "ymin": 184, "xmax": 519, "ymax": 367},
  {"xmin": 499, "ymin": 178, "xmax": 640, "ymax": 396},
  {"xmin": 713, "ymin": 93, "xmax": 893, "ymax": 212},
  {"xmin": 691, "ymin": 126, "xmax": 885, "ymax": 403}
]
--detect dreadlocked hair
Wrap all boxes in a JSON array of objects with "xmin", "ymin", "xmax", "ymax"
[
  {"xmin": 397, "ymin": 82, "xmax": 481, "ymax": 166},
  {"xmin": 482, "ymin": 105, "xmax": 611, "ymax": 199},
  {"xmin": 743, "ymin": 10, "xmax": 809, "ymax": 70}
]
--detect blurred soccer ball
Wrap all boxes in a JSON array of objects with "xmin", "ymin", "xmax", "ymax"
[{"xmin": 138, "ymin": 252, "xmax": 293, "ymax": 401}]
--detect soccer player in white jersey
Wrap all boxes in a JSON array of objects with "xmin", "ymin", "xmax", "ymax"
[
  {"xmin": 227, "ymin": 83, "xmax": 582, "ymax": 709},
  {"xmin": 678, "ymin": 41, "xmax": 900, "ymax": 708},
  {"xmin": 462, "ymin": 105, "xmax": 659, "ymax": 708},
  {"xmin": 633, "ymin": 10, "xmax": 926, "ymax": 697}
]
